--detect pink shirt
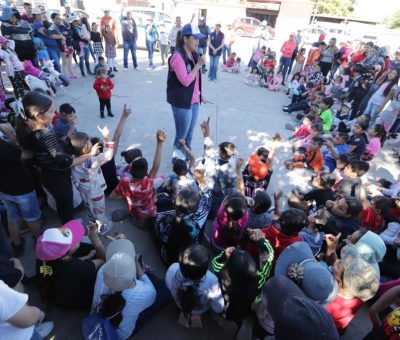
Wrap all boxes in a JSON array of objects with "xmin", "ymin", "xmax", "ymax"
[
  {"xmin": 281, "ymin": 40, "xmax": 296, "ymax": 58},
  {"xmin": 170, "ymin": 52, "xmax": 200, "ymax": 104},
  {"xmin": 366, "ymin": 137, "xmax": 381, "ymax": 156}
]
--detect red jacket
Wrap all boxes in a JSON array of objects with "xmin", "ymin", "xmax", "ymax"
[{"xmin": 93, "ymin": 78, "xmax": 114, "ymax": 99}]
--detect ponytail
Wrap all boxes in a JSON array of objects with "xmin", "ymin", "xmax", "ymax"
[
  {"xmin": 98, "ymin": 292, "xmax": 126, "ymax": 327},
  {"xmin": 177, "ymin": 245, "xmax": 209, "ymax": 318},
  {"xmin": 15, "ymin": 115, "xmax": 33, "ymax": 150},
  {"xmin": 15, "ymin": 91, "xmax": 54, "ymax": 150},
  {"xmin": 177, "ymin": 282, "xmax": 198, "ymax": 319}
]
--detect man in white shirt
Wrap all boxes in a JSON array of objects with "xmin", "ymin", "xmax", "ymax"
[{"xmin": 168, "ymin": 16, "xmax": 182, "ymax": 54}]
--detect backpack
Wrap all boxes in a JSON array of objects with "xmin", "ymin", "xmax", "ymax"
[{"xmin": 82, "ymin": 314, "xmax": 121, "ymax": 340}]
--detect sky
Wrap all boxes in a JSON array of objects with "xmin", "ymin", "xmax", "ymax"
[{"xmin": 353, "ymin": 0, "xmax": 400, "ymax": 21}]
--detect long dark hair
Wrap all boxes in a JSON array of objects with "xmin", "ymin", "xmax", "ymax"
[
  {"xmin": 177, "ymin": 245, "xmax": 209, "ymax": 318},
  {"xmin": 98, "ymin": 292, "xmax": 126, "ymax": 327},
  {"xmin": 81, "ymin": 16, "xmax": 90, "ymax": 31},
  {"xmin": 175, "ymin": 30, "xmax": 184, "ymax": 49},
  {"xmin": 383, "ymin": 69, "xmax": 400, "ymax": 96},
  {"xmin": 219, "ymin": 250, "xmax": 258, "ymax": 322},
  {"xmin": 15, "ymin": 91, "xmax": 53, "ymax": 150}
]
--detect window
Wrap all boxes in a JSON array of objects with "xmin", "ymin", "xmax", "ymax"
[{"xmin": 245, "ymin": 18, "xmax": 252, "ymax": 24}]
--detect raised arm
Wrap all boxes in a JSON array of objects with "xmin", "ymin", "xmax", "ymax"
[
  {"xmin": 148, "ymin": 130, "xmax": 166, "ymax": 178},
  {"xmin": 266, "ymin": 133, "xmax": 281, "ymax": 168},
  {"xmin": 111, "ymin": 104, "xmax": 132, "ymax": 156},
  {"xmin": 236, "ymin": 158, "xmax": 245, "ymax": 195},
  {"xmin": 179, "ymin": 139, "xmax": 195, "ymax": 169}
]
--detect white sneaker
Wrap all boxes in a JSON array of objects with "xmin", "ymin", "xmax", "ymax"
[
  {"xmin": 36, "ymin": 321, "xmax": 54, "ymax": 338},
  {"xmin": 123, "ymin": 67, "xmax": 128, "ymax": 71}
]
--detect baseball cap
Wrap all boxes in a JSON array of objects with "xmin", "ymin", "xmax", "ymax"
[
  {"xmin": 36, "ymin": 220, "xmax": 85, "ymax": 261},
  {"xmin": 181, "ymin": 23, "xmax": 205, "ymax": 39},
  {"xmin": 275, "ymin": 241, "xmax": 337, "ymax": 303},
  {"xmin": 248, "ymin": 154, "xmax": 268, "ymax": 181},
  {"xmin": 198, "ymin": 16, "xmax": 205, "ymax": 22},
  {"xmin": 103, "ymin": 239, "xmax": 136, "ymax": 291},
  {"xmin": 264, "ymin": 276, "xmax": 339, "ymax": 340}
]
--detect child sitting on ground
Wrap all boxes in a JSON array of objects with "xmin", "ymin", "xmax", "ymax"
[
  {"xmin": 285, "ymin": 136, "xmax": 325, "ymax": 173},
  {"xmin": 165, "ymin": 139, "xmax": 198, "ymax": 199},
  {"xmin": 362, "ymin": 123, "xmax": 386, "ymax": 161},
  {"xmin": 110, "ymin": 130, "xmax": 166, "ymax": 224},
  {"xmin": 293, "ymin": 123, "xmax": 323, "ymax": 153},
  {"xmin": 222, "ymin": 52, "xmax": 239, "ymax": 73},
  {"xmin": 361, "ymin": 195, "xmax": 392, "ymax": 232},
  {"xmin": 93, "ymin": 67, "xmax": 114, "ymax": 118},
  {"xmin": 299, "ymin": 209, "xmax": 327, "ymax": 255},
  {"xmin": 316, "ymin": 97, "xmax": 334, "ymax": 134},
  {"xmin": 287, "ymin": 72, "xmax": 300, "ymax": 96},
  {"xmin": 248, "ymin": 44, "xmax": 266, "ymax": 69},
  {"xmin": 69, "ymin": 127, "xmax": 114, "ymax": 234},
  {"xmin": 323, "ymin": 133, "xmax": 350, "ymax": 172},
  {"xmin": 246, "ymin": 191, "xmax": 277, "ymax": 229},
  {"xmin": 333, "ymin": 102, "xmax": 351, "ymax": 127},
  {"xmin": 247, "ymin": 208, "xmax": 308, "ymax": 269},
  {"xmin": 289, "ymin": 172, "xmax": 336, "ymax": 212},
  {"xmin": 54, "ymin": 103, "xmax": 77, "ymax": 138},
  {"xmin": 244, "ymin": 67, "xmax": 261, "ymax": 87},
  {"xmin": 211, "ymin": 160, "xmax": 248, "ymax": 251},
  {"xmin": 348, "ymin": 121, "xmax": 369, "ymax": 160},
  {"xmin": 243, "ymin": 134, "xmax": 281, "ymax": 197},
  {"xmin": 337, "ymin": 159, "xmax": 369, "ymax": 200},
  {"xmin": 291, "ymin": 114, "xmax": 313, "ymax": 141},
  {"xmin": 332, "ymin": 154, "xmax": 349, "ymax": 192},
  {"xmin": 267, "ymin": 71, "xmax": 283, "ymax": 92}
]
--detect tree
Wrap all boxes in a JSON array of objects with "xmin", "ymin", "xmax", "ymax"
[
  {"xmin": 311, "ymin": 0, "xmax": 356, "ymax": 17},
  {"xmin": 384, "ymin": 10, "xmax": 400, "ymax": 29}
]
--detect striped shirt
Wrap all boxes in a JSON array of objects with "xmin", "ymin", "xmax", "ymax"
[{"xmin": 31, "ymin": 129, "xmax": 73, "ymax": 171}]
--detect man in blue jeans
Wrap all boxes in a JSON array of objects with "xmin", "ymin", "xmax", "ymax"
[
  {"xmin": 32, "ymin": 9, "xmax": 63, "ymax": 72},
  {"xmin": 145, "ymin": 18, "xmax": 158, "ymax": 69},
  {"xmin": 208, "ymin": 23, "xmax": 224, "ymax": 81},
  {"xmin": 121, "ymin": 11, "xmax": 138, "ymax": 70}
]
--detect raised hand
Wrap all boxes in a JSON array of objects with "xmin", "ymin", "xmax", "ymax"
[
  {"xmin": 178, "ymin": 139, "xmax": 186, "ymax": 147},
  {"xmin": 97, "ymin": 125, "xmax": 110, "ymax": 140},
  {"xmin": 236, "ymin": 157, "xmax": 244, "ymax": 171},
  {"xmin": 122, "ymin": 104, "xmax": 132, "ymax": 118},
  {"xmin": 200, "ymin": 117, "xmax": 210, "ymax": 137},
  {"xmin": 272, "ymin": 133, "xmax": 281, "ymax": 142},
  {"xmin": 156, "ymin": 130, "xmax": 166, "ymax": 143}
]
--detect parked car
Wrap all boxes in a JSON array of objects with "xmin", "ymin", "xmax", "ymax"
[
  {"xmin": 232, "ymin": 17, "xmax": 275, "ymax": 39},
  {"xmin": 301, "ymin": 25, "xmax": 327, "ymax": 45}
]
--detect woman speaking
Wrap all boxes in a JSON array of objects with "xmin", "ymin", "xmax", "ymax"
[{"xmin": 167, "ymin": 23, "xmax": 205, "ymax": 162}]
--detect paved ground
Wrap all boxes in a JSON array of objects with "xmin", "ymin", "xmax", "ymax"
[{"xmin": 15, "ymin": 37, "xmax": 400, "ymax": 339}]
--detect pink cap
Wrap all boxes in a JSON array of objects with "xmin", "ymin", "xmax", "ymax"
[{"xmin": 36, "ymin": 220, "xmax": 85, "ymax": 261}]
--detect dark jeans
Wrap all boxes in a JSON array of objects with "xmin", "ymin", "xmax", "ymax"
[
  {"xmin": 133, "ymin": 273, "xmax": 172, "ymax": 334},
  {"xmin": 99, "ymin": 98, "xmax": 111, "ymax": 114},
  {"xmin": 286, "ymin": 99, "xmax": 310, "ymax": 113},
  {"xmin": 47, "ymin": 46, "xmax": 61, "ymax": 73},
  {"xmin": 278, "ymin": 56, "xmax": 291, "ymax": 82},
  {"xmin": 319, "ymin": 61, "xmax": 332, "ymax": 77},
  {"xmin": 123, "ymin": 40, "xmax": 138, "ymax": 68},
  {"xmin": 222, "ymin": 44, "xmax": 231, "ymax": 64},
  {"xmin": 42, "ymin": 169, "xmax": 73, "ymax": 224},
  {"xmin": 79, "ymin": 45, "xmax": 91, "ymax": 74},
  {"xmin": 390, "ymin": 117, "xmax": 400, "ymax": 133},
  {"xmin": 145, "ymin": 40, "xmax": 156, "ymax": 66}
]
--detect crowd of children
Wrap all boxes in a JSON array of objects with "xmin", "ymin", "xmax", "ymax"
[{"xmin": 1, "ymin": 10, "xmax": 400, "ymax": 340}]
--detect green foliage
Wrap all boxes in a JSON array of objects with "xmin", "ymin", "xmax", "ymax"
[
  {"xmin": 311, "ymin": 0, "xmax": 356, "ymax": 17},
  {"xmin": 384, "ymin": 10, "xmax": 400, "ymax": 29}
]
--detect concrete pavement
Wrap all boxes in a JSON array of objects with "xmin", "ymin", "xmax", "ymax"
[{"xmin": 19, "ymin": 38, "xmax": 398, "ymax": 339}]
